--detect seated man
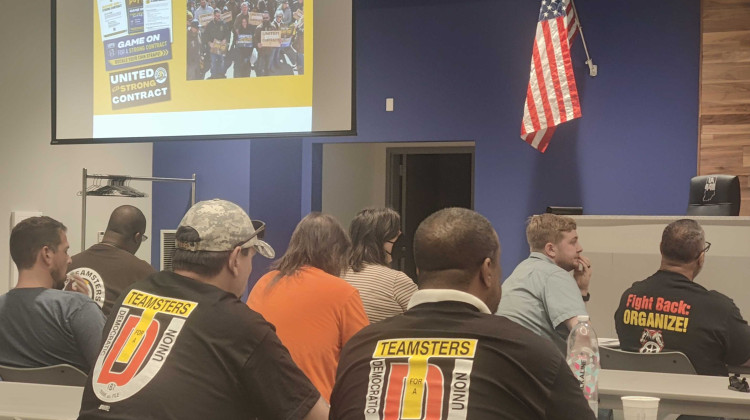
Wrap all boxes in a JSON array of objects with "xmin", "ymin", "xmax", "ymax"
[
  {"xmin": 0, "ymin": 216, "xmax": 105, "ymax": 372},
  {"xmin": 329, "ymin": 208, "xmax": 595, "ymax": 420},
  {"xmin": 615, "ymin": 219, "xmax": 750, "ymax": 376},
  {"xmin": 78, "ymin": 199, "xmax": 328, "ymax": 420},
  {"xmin": 496, "ymin": 213, "xmax": 592, "ymax": 353},
  {"xmin": 68, "ymin": 205, "xmax": 155, "ymax": 315}
]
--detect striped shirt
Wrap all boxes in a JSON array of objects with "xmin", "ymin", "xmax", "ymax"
[{"xmin": 343, "ymin": 263, "xmax": 418, "ymax": 324}]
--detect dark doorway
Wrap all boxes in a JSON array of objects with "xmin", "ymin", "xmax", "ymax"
[{"xmin": 386, "ymin": 147, "xmax": 474, "ymax": 280}]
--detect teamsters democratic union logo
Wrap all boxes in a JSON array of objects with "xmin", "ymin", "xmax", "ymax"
[
  {"xmin": 91, "ymin": 290, "xmax": 197, "ymax": 402},
  {"xmin": 67, "ymin": 267, "xmax": 106, "ymax": 308},
  {"xmin": 364, "ymin": 338, "xmax": 477, "ymax": 420}
]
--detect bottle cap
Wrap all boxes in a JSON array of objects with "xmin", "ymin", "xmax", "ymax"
[{"xmin": 577, "ymin": 315, "xmax": 590, "ymax": 322}]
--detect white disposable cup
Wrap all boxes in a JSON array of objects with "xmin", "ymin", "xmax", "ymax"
[{"xmin": 621, "ymin": 396, "xmax": 660, "ymax": 420}]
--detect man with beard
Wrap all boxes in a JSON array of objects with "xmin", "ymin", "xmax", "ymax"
[
  {"xmin": 78, "ymin": 199, "xmax": 328, "ymax": 420},
  {"xmin": 0, "ymin": 217, "xmax": 105, "ymax": 372},
  {"xmin": 496, "ymin": 213, "xmax": 592, "ymax": 353},
  {"xmin": 254, "ymin": 11, "xmax": 274, "ymax": 76},
  {"xmin": 204, "ymin": 8, "xmax": 231, "ymax": 78}
]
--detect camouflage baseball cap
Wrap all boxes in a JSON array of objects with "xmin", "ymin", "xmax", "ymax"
[{"xmin": 176, "ymin": 199, "xmax": 275, "ymax": 258}]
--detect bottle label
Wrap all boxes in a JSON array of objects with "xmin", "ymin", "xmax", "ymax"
[{"xmin": 567, "ymin": 348, "xmax": 599, "ymax": 400}]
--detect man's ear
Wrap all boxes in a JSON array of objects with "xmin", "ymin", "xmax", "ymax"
[
  {"xmin": 39, "ymin": 245, "xmax": 54, "ymax": 267},
  {"xmin": 227, "ymin": 246, "xmax": 242, "ymax": 277},
  {"xmin": 544, "ymin": 242, "xmax": 556, "ymax": 258},
  {"xmin": 479, "ymin": 257, "xmax": 493, "ymax": 288}
]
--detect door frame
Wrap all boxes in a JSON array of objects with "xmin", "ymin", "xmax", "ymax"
[
  {"xmin": 385, "ymin": 145, "xmax": 475, "ymax": 227},
  {"xmin": 385, "ymin": 145, "xmax": 475, "ymax": 273}
]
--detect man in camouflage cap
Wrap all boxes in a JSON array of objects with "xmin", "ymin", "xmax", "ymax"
[{"xmin": 78, "ymin": 199, "xmax": 329, "ymax": 420}]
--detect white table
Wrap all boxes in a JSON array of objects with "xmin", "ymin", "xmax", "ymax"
[
  {"xmin": 0, "ymin": 382, "xmax": 82, "ymax": 420},
  {"xmin": 599, "ymin": 369, "xmax": 750, "ymax": 419}
]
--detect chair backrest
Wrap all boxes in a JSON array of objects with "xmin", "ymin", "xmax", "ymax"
[
  {"xmin": 0, "ymin": 364, "xmax": 87, "ymax": 386},
  {"xmin": 599, "ymin": 347, "xmax": 697, "ymax": 375},
  {"xmin": 686, "ymin": 174, "xmax": 741, "ymax": 216}
]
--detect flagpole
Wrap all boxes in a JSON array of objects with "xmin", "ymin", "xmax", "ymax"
[{"xmin": 570, "ymin": 0, "xmax": 597, "ymax": 77}]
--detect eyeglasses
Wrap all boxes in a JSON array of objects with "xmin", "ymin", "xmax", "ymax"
[
  {"xmin": 141, "ymin": 234, "xmax": 148, "ymax": 243},
  {"xmin": 696, "ymin": 241, "xmax": 711, "ymax": 260},
  {"xmin": 384, "ymin": 233, "xmax": 402, "ymax": 256},
  {"xmin": 236, "ymin": 220, "xmax": 266, "ymax": 248},
  {"xmin": 252, "ymin": 220, "xmax": 266, "ymax": 240}
]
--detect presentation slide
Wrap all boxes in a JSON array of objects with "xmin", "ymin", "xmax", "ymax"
[{"xmin": 53, "ymin": 0, "xmax": 353, "ymax": 143}]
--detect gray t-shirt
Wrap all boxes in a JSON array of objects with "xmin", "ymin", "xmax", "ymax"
[
  {"xmin": 496, "ymin": 252, "xmax": 587, "ymax": 353},
  {"xmin": 0, "ymin": 288, "xmax": 106, "ymax": 372}
]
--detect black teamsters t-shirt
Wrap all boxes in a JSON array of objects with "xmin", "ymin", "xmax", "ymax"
[
  {"xmin": 614, "ymin": 270, "xmax": 750, "ymax": 376},
  {"xmin": 78, "ymin": 270, "xmax": 320, "ymax": 420},
  {"xmin": 329, "ymin": 301, "xmax": 595, "ymax": 420}
]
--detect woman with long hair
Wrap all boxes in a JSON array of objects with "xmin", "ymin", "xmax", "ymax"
[
  {"xmin": 343, "ymin": 208, "xmax": 417, "ymax": 323},
  {"xmin": 247, "ymin": 212, "xmax": 368, "ymax": 402}
]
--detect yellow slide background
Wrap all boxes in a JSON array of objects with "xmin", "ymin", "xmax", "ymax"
[{"xmin": 93, "ymin": 1, "xmax": 313, "ymax": 115}]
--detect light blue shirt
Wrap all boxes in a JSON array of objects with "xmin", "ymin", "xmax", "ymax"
[{"xmin": 496, "ymin": 252, "xmax": 587, "ymax": 353}]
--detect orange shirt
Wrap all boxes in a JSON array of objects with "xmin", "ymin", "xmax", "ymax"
[{"xmin": 247, "ymin": 266, "xmax": 369, "ymax": 401}]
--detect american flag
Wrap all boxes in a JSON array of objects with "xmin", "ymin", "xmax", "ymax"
[{"xmin": 520, "ymin": 0, "xmax": 581, "ymax": 153}]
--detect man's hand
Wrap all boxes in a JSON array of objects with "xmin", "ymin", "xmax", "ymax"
[
  {"xmin": 64, "ymin": 274, "xmax": 91, "ymax": 296},
  {"xmin": 573, "ymin": 254, "xmax": 592, "ymax": 296}
]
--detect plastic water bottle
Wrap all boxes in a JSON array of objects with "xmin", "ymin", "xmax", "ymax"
[{"xmin": 566, "ymin": 315, "xmax": 600, "ymax": 418}]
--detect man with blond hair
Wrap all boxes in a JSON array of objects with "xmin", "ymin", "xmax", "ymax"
[{"xmin": 496, "ymin": 213, "xmax": 592, "ymax": 353}]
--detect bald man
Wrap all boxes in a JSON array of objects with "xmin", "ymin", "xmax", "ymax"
[
  {"xmin": 329, "ymin": 208, "xmax": 595, "ymax": 420},
  {"xmin": 68, "ymin": 205, "xmax": 156, "ymax": 315}
]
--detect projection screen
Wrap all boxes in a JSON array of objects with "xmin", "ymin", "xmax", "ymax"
[{"xmin": 52, "ymin": 0, "xmax": 354, "ymax": 144}]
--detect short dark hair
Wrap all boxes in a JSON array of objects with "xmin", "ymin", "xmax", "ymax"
[
  {"xmin": 413, "ymin": 208, "xmax": 499, "ymax": 288},
  {"xmin": 349, "ymin": 207, "xmax": 401, "ymax": 271},
  {"xmin": 172, "ymin": 226, "xmax": 249, "ymax": 277},
  {"xmin": 106, "ymin": 205, "xmax": 147, "ymax": 238},
  {"xmin": 271, "ymin": 213, "xmax": 350, "ymax": 279},
  {"xmin": 660, "ymin": 219, "xmax": 705, "ymax": 264},
  {"xmin": 10, "ymin": 216, "xmax": 67, "ymax": 270}
]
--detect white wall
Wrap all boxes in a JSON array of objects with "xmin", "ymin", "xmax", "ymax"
[
  {"xmin": 0, "ymin": 3, "xmax": 153, "ymax": 294},
  {"xmin": 322, "ymin": 142, "xmax": 473, "ymax": 227}
]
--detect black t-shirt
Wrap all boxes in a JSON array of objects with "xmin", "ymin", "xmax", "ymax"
[
  {"xmin": 329, "ymin": 301, "xmax": 595, "ymax": 420},
  {"xmin": 78, "ymin": 271, "xmax": 319, "ymax": 420},
  {"xmin": 614, "ymin": 270, "xmax": 750, "ymax": 376},
  {"xmin": 69, "ymin": 244, "xmax": 156, "ymax": 315}
]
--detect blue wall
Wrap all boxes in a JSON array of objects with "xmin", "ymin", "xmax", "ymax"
[{"xmin": 152, "ymin": 0, "xmax": 700, "ymax": 286}]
